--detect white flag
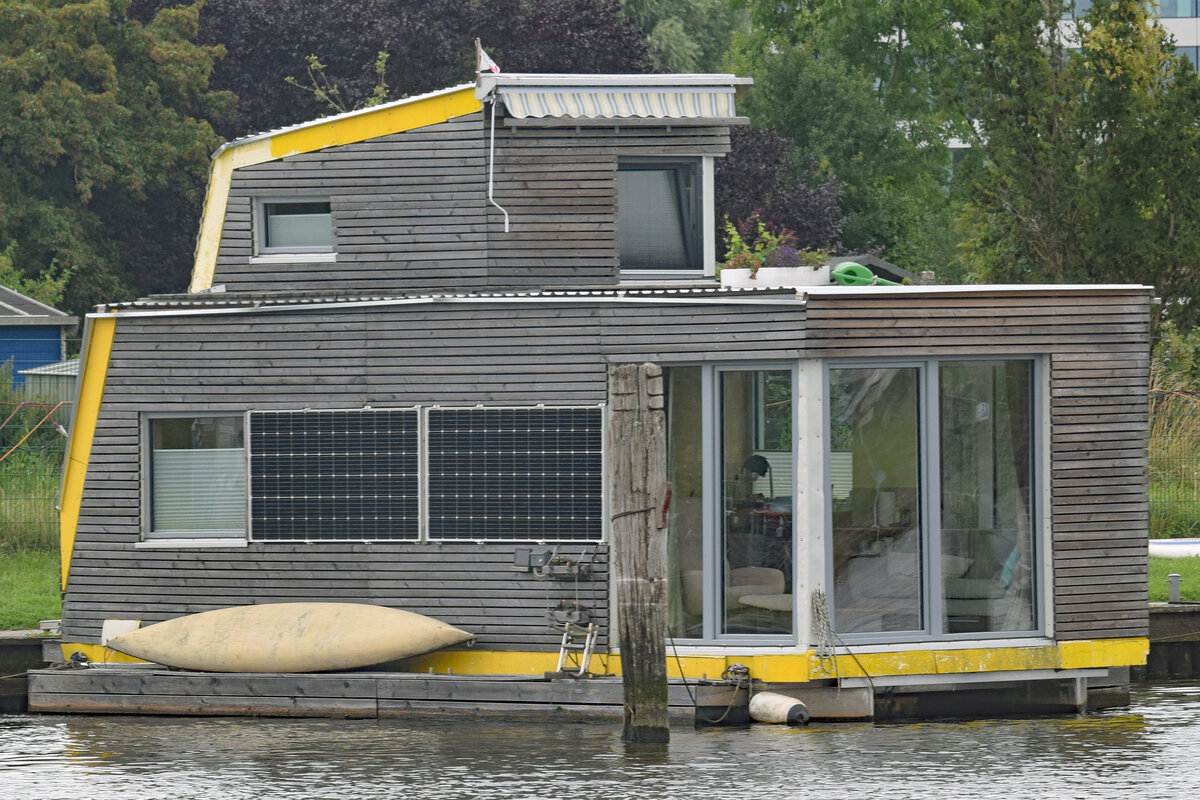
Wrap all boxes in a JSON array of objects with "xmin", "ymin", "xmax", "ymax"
[{"xmin": 478, "ymin": 46, "xmax": 500, "ymax": 74}]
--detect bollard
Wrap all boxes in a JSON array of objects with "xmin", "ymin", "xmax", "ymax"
[{"xmin": 1168, "ymin": 573, "xmax": 1182, "ymax": 604}]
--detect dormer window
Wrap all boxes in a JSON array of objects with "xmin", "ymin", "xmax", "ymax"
[
  {"xmin": 258, "ymin": 199, "xmax": 333, "ymax": 254},
  {"xmin": 618, "ymin": 159, "xmax": 702, "ymax": 274}
]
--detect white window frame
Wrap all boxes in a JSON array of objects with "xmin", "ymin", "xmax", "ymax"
[
  {"xmin": 618, "ymin": 156, "xmax": 716, "ymax": 280},
  {"xmin": 141, "ymin": 412, "xmax": 249, "ymax": 543},
  {"xmin": 253, "ymin": 197, "xmax": 335, "ymax": 258}
]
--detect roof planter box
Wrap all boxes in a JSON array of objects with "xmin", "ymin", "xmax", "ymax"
[{"xmin": 720, "ymin": 265, "xmax": 832, "ymax": 289}]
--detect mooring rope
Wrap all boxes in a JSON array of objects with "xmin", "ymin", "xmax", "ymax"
[{"xmin": 812, "ymin": 589, "xmax": 877, "ymax": 696}]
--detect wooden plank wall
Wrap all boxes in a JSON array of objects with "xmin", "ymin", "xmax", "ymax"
[
  {"xmin": 211, "ymin": 115, "xmax": 730, "ymax": 293},
  {"xmin": 486, "ymin": 123, "xmax": 731, "ymax": 286},
  {"xmin": 803, "ymin": 288, "xmax": 1153, "ymax": 640},
  {"xmin": 62, "ymin": 299, "xmax": 806, "ymax": 646},
  {"xmin": 213, "ymin": 115, "xmax": 488, "ymax": 293}
]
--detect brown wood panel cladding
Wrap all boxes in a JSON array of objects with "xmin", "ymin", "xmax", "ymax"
[
  {"xmin": 805, "ymin": 289, "xmax": 1152, "ymax": 640},
  {"xmin": 486, "ymin": 124, "xmax": 728, "ymax": 285},
  {"xmin": 213, "ymin": 114, "xmax": 489, "ymax": 293},
  {"xmin": 64, "ymin": 288, "xmax": 1151, "ymax": 649},
  {"xmin": 210, "ymin": 114, "xmax": 731, "ymax": 293},
  {"xmin": 62, "ymin": 300, "xmax": 803, "ymax": 648}
]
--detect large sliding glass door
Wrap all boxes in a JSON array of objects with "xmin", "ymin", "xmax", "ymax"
[
  {"xmin": 828, "ymin": 359, "xmax": 1038, "ymax": 640},
  {"xmin": 665, "ymin": 365, "xmax": 794, "ymax": 641}
]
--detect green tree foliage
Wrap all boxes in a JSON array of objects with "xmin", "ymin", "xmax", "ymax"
[
  {"xmin": 622, "ymin": 0, "xmax": 747, "ymax": 72},
  {"xmin": 728, "ymin": 27, "xmax": 963, "ymax": 272},
  {"xmin": 132, "ymin": 0, "xmax": 657, "ymax": 139},
  {"xmin": 0, "ymin": 0, "xmax": 232, "ymax": 315},
  {"xmin": 715, "ymin": 126, "xmax": 844, "ymax": 254},
  {"xmin": 955, "ymin": 0, "xmax": 1200, "ymax": 326}
]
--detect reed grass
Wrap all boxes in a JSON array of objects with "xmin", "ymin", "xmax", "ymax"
[
  {"xmin": 0, "ymin": 363, "xmax": 68, "ymax": 553},
  {"xmin": 1149, "ymin": 360, "xmax": 1200, "ymax": 539}
]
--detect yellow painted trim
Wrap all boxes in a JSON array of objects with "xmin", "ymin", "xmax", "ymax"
[
  {"xmin": 60, "ymin": 643, "xmax": 147, "ymax": 665},
  {"xmin": 59, "ymin": 316, "xmax": 116, "ymax": 590},
  {"xmin": 188, "ymin": 87, "xmax": 483, "ymax": 293},
  {"xmin": 57, "ymin": 637, "xmax": 1147, "ymax": 680}
]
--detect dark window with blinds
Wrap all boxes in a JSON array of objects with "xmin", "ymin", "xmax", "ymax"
[
  {"xmin": 618, "ymin": 158, "xmax": 701, "ymax": 271},
  {"xmin": 248, "ymin": 409, "xmax": 419, "ymax": 541},
  {"xmin": 427, "ymin": 406, "xmax": 604, "ymax": 541}
]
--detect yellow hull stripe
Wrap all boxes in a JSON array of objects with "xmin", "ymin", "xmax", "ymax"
[
  {"xmin": 60, "ymin": 637, "xmax": 1148, "ymax": 680},
  {"xmin": 189, "ymin": 86, "xmax": 483, "ymax": 293},
  {"xmin": 58, "ymin": 316, "xmax": 117, "ymax": 589}
]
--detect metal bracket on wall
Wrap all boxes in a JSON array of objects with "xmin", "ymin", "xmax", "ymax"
[{"xmin": 512, "ymin": 547, "xmax": 591, "ymax": 580}]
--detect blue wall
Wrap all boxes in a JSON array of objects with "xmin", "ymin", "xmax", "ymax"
[{"xmin": 1, "ymin": 326, "xmax": 63, "ymax": 387}]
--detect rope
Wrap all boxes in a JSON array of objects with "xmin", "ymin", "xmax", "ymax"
[
  {"xmin": 667, "ymin": 636, "xmax": 696, "ymax": 708},
  {"xmin": 706, "ymin": 663, "xmax": 751, "ymax": 724},
  {"xmin": 610, "ymin": 507, "xmax": 655, "ymax": 521},
  {"xmin": 811, "ymin": 589, "xmax": 839, "ymax": 678},
  {"xmin": 811, "ymin": 589, "xmax": 876, "ymax": 696},
  {"xmin": 0, "ymin": 401, "xmax": 67, "ymax": 463}
]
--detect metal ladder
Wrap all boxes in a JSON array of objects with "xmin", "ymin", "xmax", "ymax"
[{"xmin": 554, "ymin": 621, "xmax": 598, "ymax": 677}]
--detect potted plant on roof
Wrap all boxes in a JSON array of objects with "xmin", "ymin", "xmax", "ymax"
[{"xmin": 718, "ymin": 214, "xmax": 830, "ymax": 288}]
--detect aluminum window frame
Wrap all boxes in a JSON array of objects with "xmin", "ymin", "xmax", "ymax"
[{"xmin": 823, "ymin": 356, "xmax": 1045, "ymax": 646}]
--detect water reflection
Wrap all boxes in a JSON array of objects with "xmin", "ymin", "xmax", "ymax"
[{"xmin": 3, "ymin": 684, "xmax": 1200, "ymax": 799}]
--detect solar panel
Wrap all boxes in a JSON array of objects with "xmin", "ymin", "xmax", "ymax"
[
  {"xmin": 427, "ymin": 406, "xmax": 604, "ymax": 541},
  {"xmin": 248, "ymin": 409, "xmax": 420, "ymax": 541}
]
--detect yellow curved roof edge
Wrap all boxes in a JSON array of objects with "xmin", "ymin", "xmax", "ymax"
[{"xmin": 189, "ymin": 85, "xmax": 482, "ymax": 293}]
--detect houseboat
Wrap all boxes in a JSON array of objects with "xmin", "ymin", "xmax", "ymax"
[{"xmin": 37, "ymin": 71, "xmax": 1150, "ymax": 721}]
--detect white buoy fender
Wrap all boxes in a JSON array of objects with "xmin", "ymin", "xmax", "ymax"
[{"xmin": 748, "ymin": 691, "xmax": 810, "ymax": 725}]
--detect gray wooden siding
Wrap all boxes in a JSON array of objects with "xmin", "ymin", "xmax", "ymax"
[
  {"xmin": 803, "ymin": 288, "xmax": 1153, "ymax": 641},
  {"xmin": 62, "ymin": 299, "xmax": 805, "ymax": 647},
  {"xmin": 65, "ymin": 288, "xmax": 1151, "ymax": 649},
  {"xmin": 209, "ymin": 116, "xmax": 731, "ymax": 294},
  {"xmin": 212, "ymin": 116, "xmax": 489, "ymax": 293},
  {"xmin": 486, "ymin": 124, "xmax": 731, "ymax": 286}
]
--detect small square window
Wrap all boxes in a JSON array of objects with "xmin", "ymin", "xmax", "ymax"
[{"xmin": 260, "ymin": 200, "xmax": 333, "ymax": 252}]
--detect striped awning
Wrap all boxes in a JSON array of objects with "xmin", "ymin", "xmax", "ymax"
[{"xmin": 497, "ymin": 86, "xmax": 737, "ymax": 120}]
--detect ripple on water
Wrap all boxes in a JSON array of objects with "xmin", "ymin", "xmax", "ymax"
[{"xmin": 3, "ymin": 684, "xmax": 1200, "ymax": 799}]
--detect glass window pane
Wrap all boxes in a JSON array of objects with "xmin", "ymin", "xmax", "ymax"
[
  {"xmin": 618, "ymin": 164, "xmax": 696, "ymax": 270},
  {"xmin": 151, "ymin": 416, "xmax": 245, "ymax": 534},
  {"xmin": 264, "ymin": 202, "xmax": 332, "ymax": 249},
  {"xmin": 1159, "ymin": 0, "xmax": 1195, "ymax": 17},
  {"xmin": 830, "ymin": 367, "xmax": 923, "ymax": 635},
  {"xmin": 939, "ymin": 361, "xmax": 1036, "ymax": 633},
  {"xmin": 722, "ymin": 370, "xmax": 792, "ymax": 635},
  {"xmin": 666, "ymin": 367, "xmax": 705, "ymax": 638}
]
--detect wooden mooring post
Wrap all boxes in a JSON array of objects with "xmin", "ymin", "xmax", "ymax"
[{"xmin": 608, "ymin": 363, "xmax": 670, "ymax": 743}]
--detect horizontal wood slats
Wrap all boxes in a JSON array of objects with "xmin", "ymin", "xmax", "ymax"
[
  {"xmin": 807, "ymin": 289, "xmax": 1153, "ymax": 640},
  {"xmin": 64, "ymin": 288, "xmax": 1152, "ymax": 652},
  {"xmin": 63, "ymin": 300, "xmax": 803, "ymax": 647},
  {"xmin": 210, "ymin": 113, "xmax": 731, "ymax": 293}
]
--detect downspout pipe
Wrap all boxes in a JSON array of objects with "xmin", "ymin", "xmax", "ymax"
[{"xmin": 487, "ymin": 97, "xmax": 510, "ymax": 233}]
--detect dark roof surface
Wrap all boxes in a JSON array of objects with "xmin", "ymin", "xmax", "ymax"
[{"xmin": 0, "ymin": 285, "xmax": 75, "ymax": 326}]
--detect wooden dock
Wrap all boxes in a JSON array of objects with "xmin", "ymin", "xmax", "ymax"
[{"xmin": 27, "ymin": 666, "xmax": 730, "ymax": 722}]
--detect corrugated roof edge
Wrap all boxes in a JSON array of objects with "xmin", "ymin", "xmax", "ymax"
[{"xmin": 99, "ymin": 283, "xmax": 1154, "ymax": 318}]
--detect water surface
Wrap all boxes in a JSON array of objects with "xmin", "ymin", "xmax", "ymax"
[{"xmin": 4, "ymin": 683, "xmax": 1199, "ymax": 799}]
